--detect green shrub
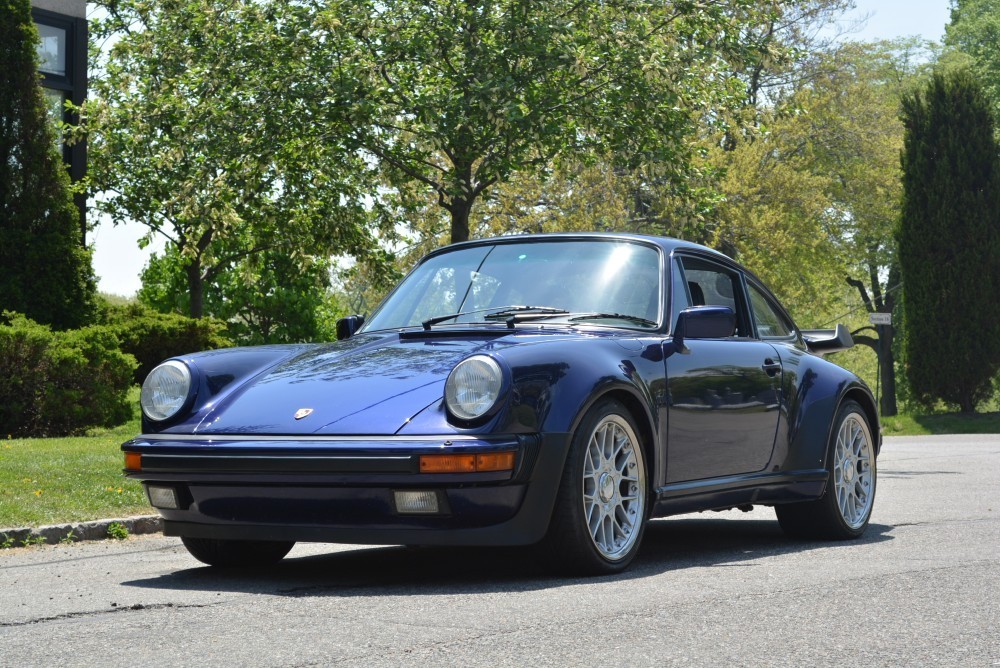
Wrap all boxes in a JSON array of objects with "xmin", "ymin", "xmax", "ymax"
[
  {"xmin": 0, "ymin": 314, "xmax": 136, "ymax": 437},
  {"xmin": 97, "ymin": 301, "xmax": 231, "ymax": 383}
]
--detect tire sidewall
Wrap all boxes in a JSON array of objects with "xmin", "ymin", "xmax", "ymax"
[
  {"xmin": 821, "ymin": 400, "xmax": 877, "ymax": 538},
  {"xmin": 557, "ymin": 398, "xmax": 651, "ymax": 572}
]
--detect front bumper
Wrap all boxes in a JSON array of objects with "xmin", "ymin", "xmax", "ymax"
[{"xmin": 122, "ymin": 432, "xmax": 571, "ymax": 546}]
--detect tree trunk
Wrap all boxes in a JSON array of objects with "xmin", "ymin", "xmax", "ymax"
[
  {"xmin": 186, "ymin": 261, "xmax": 204, "ymax": 319},
  {"xmin": 877, "ymin": 323, "xmax": 898, "ymax": 417},
  {"xmin": 449, "ymin": 197, "xmax": 472, "ymax": 244},
  {"xmin": 851, "ymin": 327, "xmax": 897, "ymax": 418}
]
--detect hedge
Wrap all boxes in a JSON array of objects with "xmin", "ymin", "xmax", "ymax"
[
  {"xmin": 97, "ymin": 302, "xmax": 231, "ymax": 384},
  {"xmin": 0, "ymin": 314, "xmax": 136, "ymax": 437}
]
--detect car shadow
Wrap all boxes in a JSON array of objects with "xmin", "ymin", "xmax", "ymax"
[{"xmin": 122, "ymin": 516, "xmax": 895, "ymax": 597}]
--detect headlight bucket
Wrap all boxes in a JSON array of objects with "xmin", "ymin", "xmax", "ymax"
[
  {"xmin": 445, "ymin": 355, "xmax": 506, "ymax": 422},
  {"xmin": 140, "ymin": 360, "xmax": 194, "ymax": 422}
]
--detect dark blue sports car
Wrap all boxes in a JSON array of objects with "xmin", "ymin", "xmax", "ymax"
[{"xmin": 123, "ymin": 233, "xmax": 879, "ymax": 574}]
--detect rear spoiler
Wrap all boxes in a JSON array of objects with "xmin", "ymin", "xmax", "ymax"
[{"xmin": 801, "ymin": 324, "xmax": 854, "ymax": 356}]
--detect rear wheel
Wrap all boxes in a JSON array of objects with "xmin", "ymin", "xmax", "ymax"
[
  {"xmin": 776, "ymin": 400, "xmax": 876, "ymax": 539},
  {"xmin": 180, "ymin": 537, "xmax": 295, "ymax": 568},
  {"xmin": 539, "ymin": 399, "xmax": 649, "ymax": 575}
]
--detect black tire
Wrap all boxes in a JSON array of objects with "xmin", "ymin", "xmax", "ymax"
[
  {"xmin": 776, "ymin": 400, "xmax": 877, "ymax": 540},
  {"xmin": 538, "ymin": 398, "xmax": 650, "ymax": 575},
  {"xmin": 180, "ymin": 536, "xmax": 295, "ymax": 568}
]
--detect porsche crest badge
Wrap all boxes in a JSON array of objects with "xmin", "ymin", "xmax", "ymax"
[{"xmin": 294, "ymin": 408, "xmax": 314, "ymax": 420}]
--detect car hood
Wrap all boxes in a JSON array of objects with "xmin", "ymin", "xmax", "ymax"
[{"xmin": 190, "ymin": 330, "xmax": 523, "ymax": 435}]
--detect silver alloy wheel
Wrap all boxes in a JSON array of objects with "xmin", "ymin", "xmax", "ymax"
[
  {"xmin": 581, "ymin": 414, "xmax": 646, "ymax": 561},
  {"xmin": 833, "ymin": 412, "xmax": 875, "ymax": 529}
]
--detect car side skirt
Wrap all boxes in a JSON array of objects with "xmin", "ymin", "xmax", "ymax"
[{"xmin": 652, "ymin": 469, "xmax": 828, "ymax": 516}]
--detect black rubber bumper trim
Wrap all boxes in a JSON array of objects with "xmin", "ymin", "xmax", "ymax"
[{"xmin": 139, "ymin": 453, "xmax": 416, "ymax": 474}]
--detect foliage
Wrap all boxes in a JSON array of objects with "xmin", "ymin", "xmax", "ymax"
[
  {"xmin": 0, "ymin": 0, "xmax": 96, "ymax": 329},
  {"xmin": 0, "ymin": 314, "xmax": 136, "ymax": 437},
  {"xmin": 296, "ymin": 0, "xmax": 787, "ymax": 244},
  {"xmin": 84, "ymin": 0, "xmax": 389, "ymax": 320},
  {"xmin": 705, "ymin": 124, "xmax": 843, "ymax": 324},
  {"xmin": 898, "ymin": 68, "xmax": 1000, "ymax": 412},
  {"xmin": 106, "ymin": 522, "xmax": 129, "ymax": 540},
  {"xmin": 707, "ymin": 42, "xmax": 922, "ymax": 320},
  {"xmin": 945, "ymin": 0, "xmax": 1000, "ymax": 120},
  {"xmin": 727, "ymin": 0, "xmax": 858, "ymax": 113},
  {"xmin": 704, "ymin": 40, "xmax": 936, "ymax": 416},
  {"xmin": 140, "ymin": 246, "xmax": 332, "ymax": 345},
  {"xmin": 96, "ymin": 300, "xmax": 230, "ymax": 383}
]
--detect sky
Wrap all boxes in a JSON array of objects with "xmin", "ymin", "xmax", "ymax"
[{"xmin": 88, "ymin": 0, "xmax": 955, "ymax": 297}]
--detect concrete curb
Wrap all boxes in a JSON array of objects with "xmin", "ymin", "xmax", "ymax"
[{"xmin": 1, "ymin": 515, "xmax": 162, "ymax": 547}]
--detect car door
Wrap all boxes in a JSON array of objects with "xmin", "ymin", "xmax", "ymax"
[{"xmin": 664, "ymin": 255, "xmax": 782, "ymax": 482}]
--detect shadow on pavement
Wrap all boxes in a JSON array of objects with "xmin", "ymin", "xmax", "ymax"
[{"xmin": 121, "ymin": 516, "xmax": 895, "ymax": 597}]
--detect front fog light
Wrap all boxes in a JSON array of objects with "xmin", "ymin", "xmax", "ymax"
[
  {"xmin": 394, "ymin": 490, "xmax": 441, "ymax": 514},
  {"xmin": 147, "ymin": 485, "xmax": 180, "ymax": 510}
]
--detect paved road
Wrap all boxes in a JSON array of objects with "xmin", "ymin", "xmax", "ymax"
[{"xmin": 2, "ymin": 435, "xmax": 998, "ymax": 667}]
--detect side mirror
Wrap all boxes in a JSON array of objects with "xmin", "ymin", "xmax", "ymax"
[
  {"xmin": 672, "ymin": 306, "xmax": 735, "ymax": 351},
  {"xmin": 336, "ymin": 314, "xmax": 365, "ymax": 341}
]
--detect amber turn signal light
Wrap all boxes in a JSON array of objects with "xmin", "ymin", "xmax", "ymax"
[
  {"xmin": 475, "ymin": 451, "xmax": 516, "ymax": 472},
  {"xmin": 124, "ymin": 452, "xmax": 142, "ymax": 471},
  {"xmin": 419, "ymin": 451, "xmax": 515, "ymax": 473}
]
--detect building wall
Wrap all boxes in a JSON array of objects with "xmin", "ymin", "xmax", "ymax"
[{"xmin": 30, "ymin": 0, "xmax": 85, "ymax": 18}]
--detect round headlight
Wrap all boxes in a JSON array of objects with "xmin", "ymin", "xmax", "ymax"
[
  {"xmin": 445, "ymin": 355, "xmax": 504, "ymax": 421},
  {"xmin": 141, "ymin": 360, "xmax": 193, "ymax": 422}
]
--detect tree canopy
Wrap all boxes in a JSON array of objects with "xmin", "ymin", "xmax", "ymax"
[
  {"xmin": 294, "ymin": 0, "xmax": 788, "ymax": 244},
  {"xmin": 85, "ymin": 0, "xmax": 390, "ymax": 326},
  {"xmin": 945, "ymin": 0, "xmax": 1000, "ymax": 119}
]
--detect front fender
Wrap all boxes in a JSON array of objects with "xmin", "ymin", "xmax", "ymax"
[{"xmin": 397, "ymin": 337, "xmax": 665, "ymax": 445}]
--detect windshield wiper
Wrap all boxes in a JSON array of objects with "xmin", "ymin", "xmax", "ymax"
[
  {"xmin": 569, "ymin": 313, "xmax": 659, "ymax": 328},
  {"xmin": 421, "ymin": 305, "xmax": 567, "ymax": 330},
  {"xmin": 482, "ymin": 306, "xmax": 569, "ymax": 320}
]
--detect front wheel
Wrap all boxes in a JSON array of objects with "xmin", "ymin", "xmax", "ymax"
[
  {"xmin": 181, "ymin": 537, "xmax": 295, "ymax": 568},
  {"xmin": 776, "ymin": 400, "xmax": 877, "ymax": 540},
  {"xmin": 539, "ymin": 399, "xmax": 649, "ymax": 575}
]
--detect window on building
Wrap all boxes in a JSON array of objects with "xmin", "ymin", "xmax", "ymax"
[{"xmin": 36, "ymin": 23, "xmax": 67, "ymax": 76}]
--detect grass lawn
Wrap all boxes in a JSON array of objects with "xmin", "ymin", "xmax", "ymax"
[
  {"xmin": 881, "ymin": 411, "xmax": 1000, "ymax": 435},
  {"xmin": 0, "ymin": 403, "xmax": 148, "ymax": 529}
]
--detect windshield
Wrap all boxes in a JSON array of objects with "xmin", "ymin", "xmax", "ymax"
[{"xmin": 363, "ymin": 239, "xmax": 663, "ymax": 331}]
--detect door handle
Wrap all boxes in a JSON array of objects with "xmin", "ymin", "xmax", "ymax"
[{"xmin": 762, "ymin": 358, "xmax": 782, "ymax": 376}]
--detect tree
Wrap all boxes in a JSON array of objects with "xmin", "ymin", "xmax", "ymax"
[
  {"xmin": 945, "ymin": 0, "xmax": 1000, "ymax": 119},
  {"xmin": 85, "ymin": 0, "xmax": 388, "ymax": 320},
  {"xmin": 705, "ymin": 40, "xmax": 934, "ymax": 416},
  {"xmin": 300, "ymin": 0, "xmax": 784, "ymax": 244},
  {"xmin": 803, "ymin": 40, "xmax": 931, "ymax": 417},
  {"xmin": 727, "ymin": 0, "xmax": 858, "ymax": 115},
  {"xmin": 139, "ymin": 245, "xmax": 334, "ymax": 344},
  {"xmin": 0, "ymin": 0, "xmax": 95, "ymax": 329},
  {"xmin": 898, "ymin": 68, "xmax": 1000, "ymax": 412}
]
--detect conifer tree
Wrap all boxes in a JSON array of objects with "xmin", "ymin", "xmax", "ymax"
[
  {"xmin": 0, "ymin": 0, "xmax": 95, "ymax": 329},
  {"xmin": 898, "ymin": 69, "xmax": 1000, "ymax": 412}
]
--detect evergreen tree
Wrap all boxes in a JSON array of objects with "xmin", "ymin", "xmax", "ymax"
[
  {"xmin": 0, "ymin": 0, "xmax": 95, "ymax": 329},
  {"xmin": 898, "ymin": 69, "xmax": 1000, "ymax": 412}
]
